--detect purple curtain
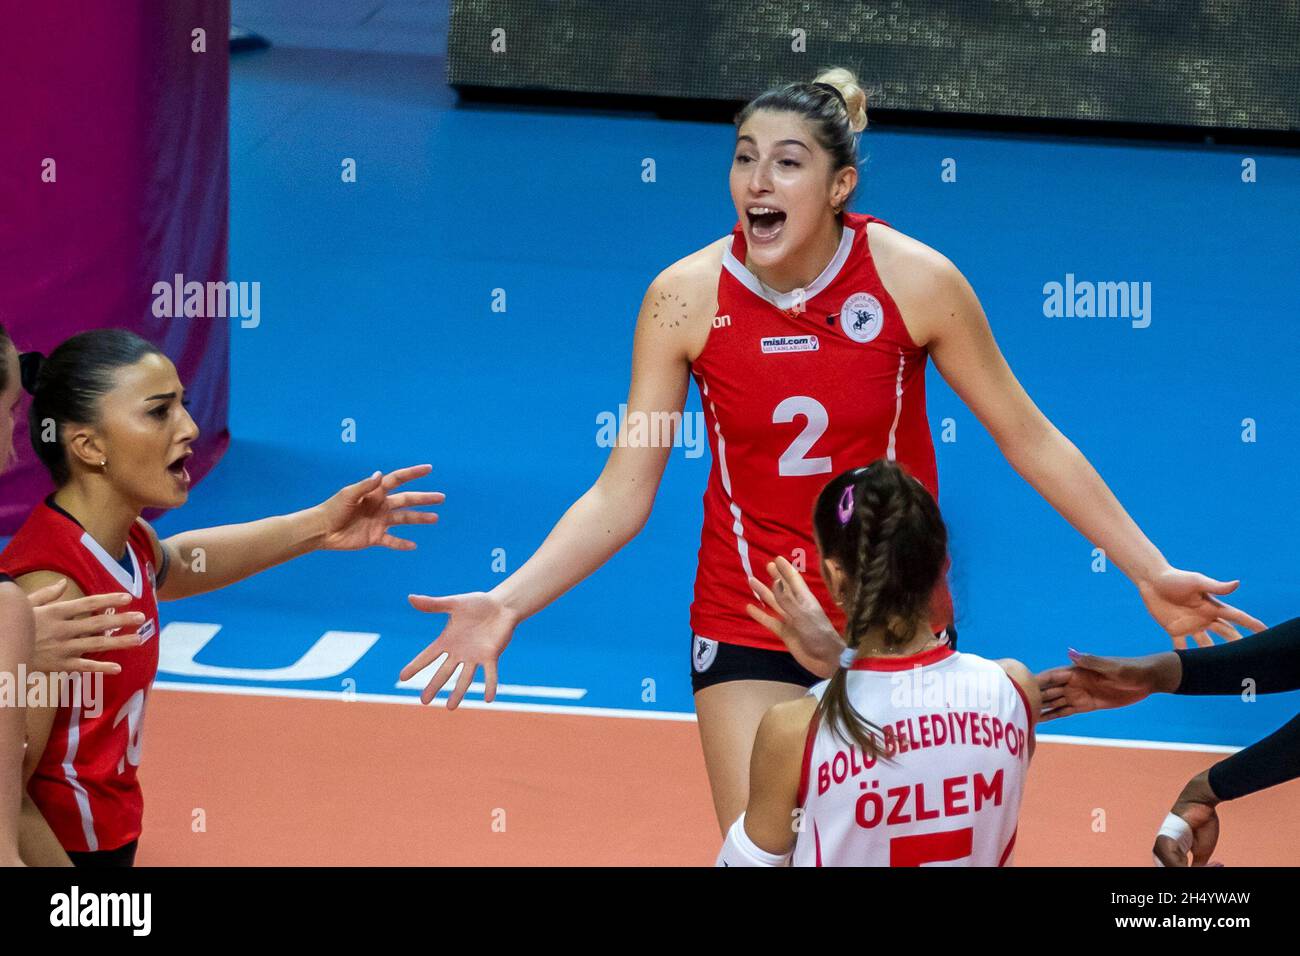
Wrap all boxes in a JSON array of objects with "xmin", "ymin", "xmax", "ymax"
[{"xmin": 0, "ymin": 1, "xmax": 231, "ymax": 532}]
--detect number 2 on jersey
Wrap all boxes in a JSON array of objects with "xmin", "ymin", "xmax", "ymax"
[{"xmin": 773, "ymin": 395, "xmax": 832, "ymax": 477}]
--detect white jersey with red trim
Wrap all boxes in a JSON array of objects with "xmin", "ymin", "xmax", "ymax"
[{"xmin": 792, "ymin": 645, "xmax": 1032, "ymax": 867}]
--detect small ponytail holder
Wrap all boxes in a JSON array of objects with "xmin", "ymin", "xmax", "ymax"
[
  {"xmin": 837, "ymin": 484, "xmax": 855, "ymax": 525},
  {"xmin": 812, "ymin": 81, "xmax": 847, "ymax": 109},
  {"xmin": 18, "ymin": 351, "xmax": 44, "ymax": 395},
  {"xmin": 839, "ymin": 645, "xmax": 857, "ymax": 669}
]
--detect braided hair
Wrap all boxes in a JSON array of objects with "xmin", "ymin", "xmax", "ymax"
[{"xmin": 812, "ymin": 460, "xmax": 948, "ymax": 757}]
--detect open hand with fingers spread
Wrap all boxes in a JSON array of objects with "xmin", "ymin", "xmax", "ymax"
[
  {"xmin": 315, "ymin": 464, "xmax": 444, "ymax": 552},
  {"xmin": 745, "ymin": 556, "xmax": 843, "ymax": 678},
  {"xmin": 401, "ymin": 591, "xmax": 517, "ymax": 709},
  {"xmin": 1137, "ymin": 566, "xmax": 1265, "ymax": 649},
  {"xmin": 27, "ymin": 578, "xmax": 144, "ymax": 675}
]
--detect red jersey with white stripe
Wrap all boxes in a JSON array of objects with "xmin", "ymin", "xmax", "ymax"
[
  {"xmin": 690, "ymin": 212, "xmax": 950, "ymax": 650},
  {"xmin": 792, "ymin": 646, "xmax": 1032, "ymax": 867},
  {"xmin": 0, "ymin": 499, "xmax": 161, "ymax": 853}
]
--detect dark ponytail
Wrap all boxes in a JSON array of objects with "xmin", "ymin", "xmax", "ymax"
[
  {"xmin": 28, "ymin": 329, "xmax": 164, "ymax": 485},
  {"xmin": 812, "ymin": 460, "xmax": 948, "ymax": 757}
]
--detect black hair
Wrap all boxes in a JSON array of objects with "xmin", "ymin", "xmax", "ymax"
[
  {"xmin": 734, "ymin": 67, "xmax": 869, "ymax": 217},
  {"xmin": 28, "ymin": 329, "xmax": 165, "ymax": 485},
  {"xmin": 812, "ymin": 460, "xmax": 948, "ymax": 756}
]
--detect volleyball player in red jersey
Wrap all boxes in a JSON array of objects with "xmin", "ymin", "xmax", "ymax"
[
  {"xmin": 402, "ymin": 67, "xmax": 1263, "ymax": 832},
  {"xmin": 0, "ymin": 329, "xmax": 441, "ymax": 865},
  {"xmin": 0, "ymin": 325, "xmax": 149, "ymax": 865},
  {"xmin": 0, "ymin": 327, "xmax": 34, "ymax": 866}
]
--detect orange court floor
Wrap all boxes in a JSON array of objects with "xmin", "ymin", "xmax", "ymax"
[{"xmin": 134, "ymin": 688, "xmax": 1300, "ymax": 867}]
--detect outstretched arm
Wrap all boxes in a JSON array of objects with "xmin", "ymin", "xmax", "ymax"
[
  {"xmin": 150, "ymin": 464, "xmax": 442, "ymax": 600},
  {"xmin": 871, "ymin": 225, "xmax": 1263, "ymax": 648},
  {"xmin": 1039, "ymin": 615, "xmax": 1300, "ymax": 721},
  {"xmin": 401, "ymin": 259, "xmax": 712, "ymax": 707}
]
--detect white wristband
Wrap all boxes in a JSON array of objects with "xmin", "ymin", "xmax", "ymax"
[
  {"xmin": 716, "ymin": 814, "xmax": 792, "ymax": 867},
  {"xmin": 1152, "ymin": 812, "xmax": 1193, "ymax": 866}
]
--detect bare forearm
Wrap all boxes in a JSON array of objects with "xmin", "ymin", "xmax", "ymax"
[
  {"xmin": 0, "ymin": 712, "xmax": 21, "ymax": 866},
  {"xmin": 491, "ymin": 483, "xmax": 647, "ymax": 621},
  {"xmin": 1003, "ymin": 427, "xmax": 1166, "ymax": 585},
  {"xmin": 161, "ymin": 508, "xmax": 326, "ymax": 599}
]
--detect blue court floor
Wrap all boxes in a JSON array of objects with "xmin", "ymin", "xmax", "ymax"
[{"xmin": 146, "ymin": 0, "xmax": 1300, "ymax": 749}]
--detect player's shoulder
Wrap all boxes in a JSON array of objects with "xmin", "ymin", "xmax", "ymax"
[
  {"xmin": 1, "ymin": 504, "xmax": 70, "ymax": 573},
  {"xmin": 864, "ymin": 220, "xmax": 962, "ymax": 291},
  {"xmin": 864, "ymin": 221, "xmax": 974, "ymax": 343},
  {"xmin": 757, "ymin": 694, "xmax": 819, "ymax": 752},
  {"xmin": 5, "ymin": 499, "xmax": 51, "ymax": 539},
  {"xmin": 994, "ymin": 657, "xmax": 1042, "ymax": 715},
  {"xmin": 13, "ymin": 570, "xmax": 87, "ymax": 600},
  {"xmin": 650, "ymin": 235, "xmax": 729, "ymax": 298}
]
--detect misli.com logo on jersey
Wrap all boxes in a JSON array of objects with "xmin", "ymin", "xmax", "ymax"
[{"xmin": 760, "ymin": 334, "xmax": 820, "ymax": 354}]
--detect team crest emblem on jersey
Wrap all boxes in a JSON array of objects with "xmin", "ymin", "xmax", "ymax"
[
  {"xmin": 840, "ymin": 292, "xmax": 884, "ymax": 343},
  {"xmin": 692, "ymin": 635, "xmax": 719, "ymax": 673}
]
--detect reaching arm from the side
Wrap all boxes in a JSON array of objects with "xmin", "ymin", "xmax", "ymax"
[
  {"xmin": 870, "ymin": 224, "xmax": 1263, "ymax": 649},
  {"xmin": 401, "ymin": 251, "xmax": 719, "ymax": 707},
  {"xmin": 147, "ymin": 465, "xmax": 442, "ymax": 601}
]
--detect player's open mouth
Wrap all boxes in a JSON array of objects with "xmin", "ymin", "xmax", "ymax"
[
  {"xmin": 167, "ymin": 450, "xmax": 192, "ymax": 487},
  {"xmin": 747, "ymin": 205, "xmax": 786, "ymax": 243}
]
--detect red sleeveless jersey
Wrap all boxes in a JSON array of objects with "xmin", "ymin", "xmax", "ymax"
[
  {"xmin": 0, "ymin": 499, "xmax": 161, "ymax": 853},
  {"xmin": 690, "ymin": 212, "xmax": 952, "ymax": 650}
]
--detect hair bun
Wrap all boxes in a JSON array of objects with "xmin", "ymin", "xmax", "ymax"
[
  {"xmin": 813, "ymin": 67, "xmax": 868, "ymax": 133},
  {"xmin": 18, "ymin": 351, "xmax": 44, "ymax": 396}
]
